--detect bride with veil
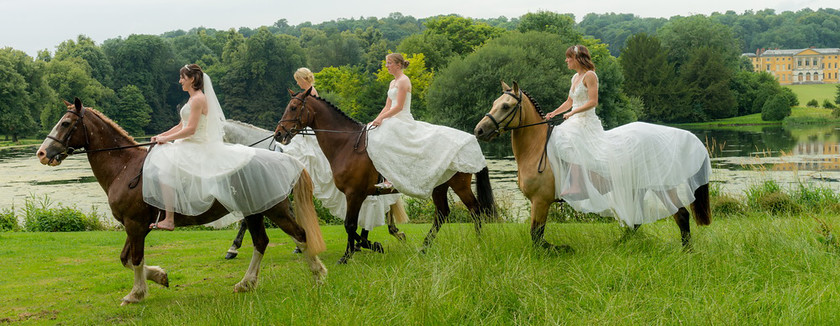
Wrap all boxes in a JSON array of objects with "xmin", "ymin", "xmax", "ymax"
[{"xmin": 142, "ymin": 64, "xmax": 303, "ymax": 230}]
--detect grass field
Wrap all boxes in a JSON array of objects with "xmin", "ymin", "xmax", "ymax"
[
  {"xmin": 2, "ymin": 214, "xmax": 839, "ymax": 325},
  {"xmin": 785, "ymin": 83, "xmax": 838, "ymax": 105}
]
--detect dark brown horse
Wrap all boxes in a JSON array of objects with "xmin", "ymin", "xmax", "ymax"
[
  {"xmin": 474, "ymin": 82, "xmax": 710, "ymax": 250},
  {"xmin": 275, "ymin": 88, "xmax": 496, "ymax": 263},
  {"xmin": 36, "ymin": 98, "xmax": 327, "ymax": 305}
]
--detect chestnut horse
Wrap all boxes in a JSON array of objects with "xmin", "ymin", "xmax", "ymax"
[
  {"xmin": 474, "ymin": 82, "xmax": 710, "ymax": 250},
  {"xmin": 275, "ymin": 88, "xmax": 496, "ymax": 263},
  {"xmin": 36, "ymin": 98, "xmax": 327, "ymax": 305}
]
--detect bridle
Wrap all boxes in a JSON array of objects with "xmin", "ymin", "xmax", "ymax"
[
  {"xmin": 277, "ymin": 94, "xmax": 312, "ymax": 137},
  {"xmin": 276, "ymin": 93, "xmax": 369, "ymax": 150},
  {"xmin": 484, "ymin": 89, "xmax": 557, "ymax": 173},
  {"xmin": 46, "ymin": 106, "xmax": 154, "ymax": 157}
]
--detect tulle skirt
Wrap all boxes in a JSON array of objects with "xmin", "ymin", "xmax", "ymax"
[
  {"xmin": 547, "ymin": 113, "xmax": 710, "ymax": 227},
  {"xmin": 367, "ymin": 113, "xmax": 486, "ymax": 198},
  {"xmin": 143, "ymin": 139, "xmax": 303, "ymax": 216}
]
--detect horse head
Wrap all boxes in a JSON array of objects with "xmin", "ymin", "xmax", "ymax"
[
  {"xmin": 275, "ymin": 87, "xmax": 314, "ymax": 145},
  {"xmin": 474, "ymin": 81, "xmax": 524, "ymax": 141},
  {"xmin": 36, "ymin": 98, "xmax": 90, "ymax": 166}
]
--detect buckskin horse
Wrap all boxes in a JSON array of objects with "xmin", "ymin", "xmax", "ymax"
[
  {"xmin": 474, "ymin": 82, "xmax": 710, "ymax": 251},
  {"xmin": 36, "ymin": 98, "xmax": 327, "ymax": 305},
  {"xmin": 275, "ymin": 88, "xmax": 496, "ymax": 263}
]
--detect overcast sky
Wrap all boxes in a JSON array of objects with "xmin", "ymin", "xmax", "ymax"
[{"xmin": 1, "ymin": 0, "xmax": 836, "ymax": 57}]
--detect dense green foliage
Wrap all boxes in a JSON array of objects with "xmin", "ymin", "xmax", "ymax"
[
  {"xmin": 762, "ymin": 94, "xmax": 793, "ymax": 121},
  {"xmin": 20, "ymin": 196, "xmax": 104, "ymax": 232},
  {"xmin": 4, "ymin": 8, "xmax": 838, "ymax": 139}
]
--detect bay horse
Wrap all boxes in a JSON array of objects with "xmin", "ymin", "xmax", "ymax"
[
  {"xmin": 36, "ymin": 98, "xmax": 327, "ymax": 305},
  {"xmin": 220, "ymin": 120, "xmax": 408, "ymax": 259},
  {"xmin": 275, "ymin": 88, "xmax": 496, "ymax": 263},
  {"xmin": 473, "ymin": 82, "xmax": 710, "ymax": 250}
]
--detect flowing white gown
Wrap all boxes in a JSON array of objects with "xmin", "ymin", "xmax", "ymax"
[
  {"xmin": 367, "ymin": 88, "xmax": 486, "ymax": 198},
  {"xmin": 546, "ymin": 71, "xmax": 711, "ymax": 227},
  {"xmin": 143, "ymin": 77, "xmax": 303, "ymax": 216}
]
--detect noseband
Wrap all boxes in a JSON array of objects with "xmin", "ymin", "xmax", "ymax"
[
  {"xmin": 278, "ymin": 95, "xmax": 311, "ymax": 136},
  {"xmin": 484, "ymin": 90, "xmax": 524, "ymax": 136}
]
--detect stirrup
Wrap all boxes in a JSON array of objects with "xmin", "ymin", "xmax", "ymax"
[{"xmin": 374, "ymin": 181, "xmax": 393, "ymax": 190}]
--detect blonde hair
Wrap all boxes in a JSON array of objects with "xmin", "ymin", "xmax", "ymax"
[
  {"xmin": 386, "ymin": 53, "xmax": 409, "ymax": 69},
  {"xmin": 294, "ymin": 67, "xmax": 315, "ymax": 84}
]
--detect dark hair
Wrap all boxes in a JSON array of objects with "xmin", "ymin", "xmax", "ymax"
[
  {"xmin": 386, "ymin": 53, "xmax": 409, "ymax": 69},
  {"xmin": 565, "ymin": 45, "xmax": 595, "ymax": 71},
  {"xmin": 179, "ymin": 64, "xmax": 204, "ymax": 90}
]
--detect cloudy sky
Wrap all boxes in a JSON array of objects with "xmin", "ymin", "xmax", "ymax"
[{"xmin": 1, "ymin": 0, "xmax": 835, "ymax": 56}]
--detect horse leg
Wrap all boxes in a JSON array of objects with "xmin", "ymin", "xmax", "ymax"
[
  {"xmin": 421, "ymin": 184, "xmax": 450, "ymax": 253},
  {"xmin": 264, "ymin": 201, "xmax": 327, "ymax": 284},
  {"xmin": 449, "ymin": 173, "xmax": 482, "ymax": 236},
  {"xmin": 673, "ymin": 207, "xmax": 692, "ymax": 249},
  {"xmin": 234, "ymin": 214, "xmax": 268, "ymax": 293},
  {"xmin": 120, "ymin": 223, "xmax": 161, "ymax": 305},
  {"xmin": 339, "ymin": 195, "xmax": 366, "ymax": 264},
  {"xmin": 530, "ymin": 199, "xmax": 574, "ymax": 253},
  {"xmin": 387, "ymin": 209, "xmax": 407, "ymax": 242},
  {"xmin": 225, "ymin": 219, "xmax": 249, "ymax": 260}
]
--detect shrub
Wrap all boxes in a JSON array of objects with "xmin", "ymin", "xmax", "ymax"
[
  {"xmin": 761, "ymin": 95, "xmax": 792, "ymax": 121},
  {"xmin": 22, "ymin": 196, "xmax": 104, "ymax": 232},
  {"xmin": 0, "ymin": 207, "xmax": 20, "ymax": 231},
  {"xmin": 791, "ymin": 183, "xmax": 840, "ymax": 212},
  {"xmin": 711, "ymin": 194, "xmax": 745, "ymax": 216},
  {"xmin": 755, "ymin": 192, "xmax": 800, "ymax": 214},
  {"xmin": 823, "ymin": 99, "xmax": 837, "ymax": 109},
  {"xmin": 806, "ymin": 99, "xmax": 819, "ymax": 107}
]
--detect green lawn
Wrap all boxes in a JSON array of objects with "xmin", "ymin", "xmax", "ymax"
[
  {"xmin": 2, "ymin": 216, "xmax": 839, "ymax": 324},
  {"xmin": 785, "ymin": 83, "xmax": 838, "ymax": 105}
]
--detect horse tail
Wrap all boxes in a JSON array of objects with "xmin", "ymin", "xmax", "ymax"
[
  {"xmin": 475, "ymin": 167, "xmax": 497, "ymax": 217},
  {"xmin": 390, "ymin": 197, "xmax": 409, "ymax": 224},
  {"xmin": 690, "ymin": 184, "xmax": 711, "ymax": 226},
  {"xmin": 293, "ymin": 168, "xmax": 326, "ymax": 255}
]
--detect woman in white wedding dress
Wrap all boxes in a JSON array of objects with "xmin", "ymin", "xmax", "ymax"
[
  {"xmin": 143, "ymin": 64, "xmax": 303, "ymax": 230},
  {"xmin": 367, "ymin": 53, "xmax": 486, "ymax": 198},
  {"xmin": 544, "ymin": 45, "xmax": 710, "ymax": 228}
]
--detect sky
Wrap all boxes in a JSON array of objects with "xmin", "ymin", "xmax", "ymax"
[{"xmin": 1, "ymin": 0, "xmax": 836, "ymax": 57}]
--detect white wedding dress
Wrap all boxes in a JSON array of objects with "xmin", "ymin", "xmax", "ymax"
[
  {"xmin": 546, "ymin": 71, "xmax": 710, "ymax": 227},
  {"xmin": 367, "ymin": 88, "xmax": 486, "ymax": 198},
  {"xmin": 143, "ymin": 75, "xmax": 303, "ymax": 216}
]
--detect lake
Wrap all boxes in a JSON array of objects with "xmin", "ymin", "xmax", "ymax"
[{"xmin": 3, "ymin": 124, "xmax": 840, "ymax": 223}]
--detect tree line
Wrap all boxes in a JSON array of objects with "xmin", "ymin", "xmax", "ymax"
[{"xmin": 3, "ymin": 9, "xmax": 837, "ymax": 141}]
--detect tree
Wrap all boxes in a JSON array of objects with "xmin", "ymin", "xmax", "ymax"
[
  {"xmin": 422, "ymin": 16, "xmax": 506, "ymax": 57},
  {"xmin": 106, "ymin": 85, "xmax": 152, "ymax": 135},
  {"xmin": 658, "ymin": 15, "xmax": 741, "ymax": 72},
  {"xmin": 103, "ymin": 34, "xmax": 179, "ymax": 134},
  {"xmin": 299, "ymin": 28, "xmax": 365, "ymax": 71},
  {"xmin": 41, "ymin": 58, "xmax": 114, "ymax": 130},
  {"xmin": 835, "ymin": 84, "xmax": 840, "ymax": 105},
  {"xmin": 1, "ymin": 48, "xmax": 57, "ymax": 134},
  {"xmin": 517, "ymin": 11, "xmax": 583, "ymax": 44},
  {"xmin": 0, "ymin": 55, "xmax": 35, "ymax": 141},
  {"xmin": 761, "ymin": 94, "xmax": 791, "ymax": 121},
  {"xmin": 679, "ymin": 47, "xmax": 737, "ymax": 121},
  {"xmin": 619, "ymin": 33, "xmax": 681, "ymax": 122},
  {"xmin": 220, "ymin": 28, "xmax": 307, "ymax": 128},
  {"xmin": 397, "ymin": 33, "xmax": 455, "ymax": 72},
  {"xmin": 313, "ymin": 65, "xmax": 372, "ymax": 119},
  {"xmin": 54, "ymin": 35, "xmax": 114, "ymax": 88}
]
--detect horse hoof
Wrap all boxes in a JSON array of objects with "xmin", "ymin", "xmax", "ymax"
[
  {"xmin": 225, "ymin": 252, "xmax": 238, "ymax": 260},
  {"xmin": 395, "ymin": 232, "xmax": 407, "ymax": 242},
  {"xmin": 292, "ymin": 247, "xmax": 303, "ymax": 254},
  {"xmin": 372, "ymin": 242, "xmax": 384, "ymax": 253},
  {"xmin": 120, "ymin": 300, "xmax": 132, "ymax": 306},
  {"xmin": 337, "ymin": 257, "xmax": 349, "ymax": 265}
]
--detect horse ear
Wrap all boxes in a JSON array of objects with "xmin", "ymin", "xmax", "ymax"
[
  {"xmin": 73, "ymin": 97, "xmax": 83, "ymax": 112},
  {"xmin": 512, "ymin": 81, "xmax": 520, "ymax": 94},
  {"xmin": 288, "ymin": 89, "xmax": 295, "ymax": 97},
  {"xmin": 501, "ymin": 80, "xmax": 511, "ymax": 91},
  {"xmin": 62, "ymin": 99, "xmax": 72, "ymax": 107},
  {"xmin": 304, "ymin": 86, "xmax": 313, "ymax": 97}
]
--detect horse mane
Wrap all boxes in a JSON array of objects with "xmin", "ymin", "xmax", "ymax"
[
  {"xmin": 294, "ymin": 92, "xmax": 362, "ymax": 125},
  {"xmin": 520, "ymin": 90, "xmax": 546, "ymax": 118},
  {"xmin": 85, "ymin": 107, "xmax": 138, "ymax": 144}
]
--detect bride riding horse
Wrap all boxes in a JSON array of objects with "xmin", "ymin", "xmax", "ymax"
[
  {"xmin": 219, "ymin": 120, "xmax": 408, "ymax": 259},
  {"xmin": 36, "ymin": 98, "xmax": 327, "ymax": 305},
  {"xmin": 275, "ymin": 88, "xmax": 496, "ymax": 264},
  {"xmin": 474, "ymin": 82, "xmax": 711, "ymax": 250}
]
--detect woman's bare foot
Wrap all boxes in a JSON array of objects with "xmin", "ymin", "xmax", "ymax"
[
  {"xmin": 375, "ymin": 180, "xmax": 393, "ymax": 190},
  {"xmin": 150, "ymin": 215, "xmax": 175, "ymax": 231}
]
